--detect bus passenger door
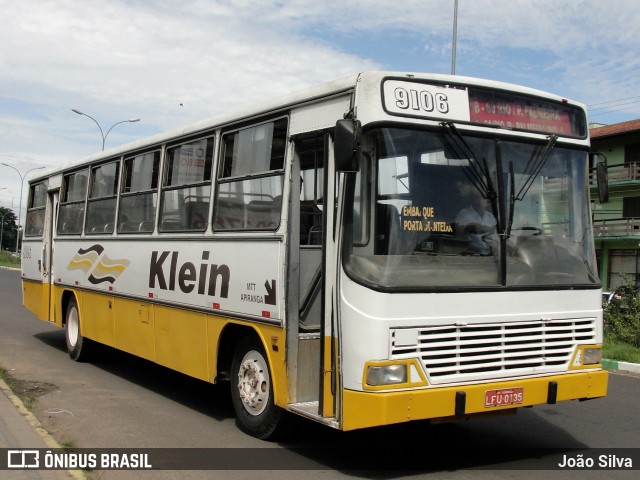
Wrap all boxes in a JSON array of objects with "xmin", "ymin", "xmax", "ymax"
[
  {"xmin": 25, "ymin": 186, "xmax": 58, "ymax": 323},
  {"xmin": 44, "ymin": 190, "xmax": 58, "ymax": 322},
  {"xmin": 288, "ymin": 133, "xmax": 337, "ymax": 419}
]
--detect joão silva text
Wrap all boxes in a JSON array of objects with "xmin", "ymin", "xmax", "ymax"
[{"xmin": 558, "ymin": 454, "xmax": 633, "ymax": 469}]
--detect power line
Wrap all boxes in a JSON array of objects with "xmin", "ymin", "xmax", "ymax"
[
  {"xmin": 590, "ymin": 99, "xmax": 640, "ymax": 112},
  {"xmin": 588, "ymin": 95, "xmax": 640, "ymax": 108},
  {"xmin": 589, "ymin": 102, "xmax": 640, "ymax": 117}
]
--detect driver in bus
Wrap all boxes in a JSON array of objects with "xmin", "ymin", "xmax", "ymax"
[{"xmin": 454, "ymin": 184, "xmax": 497, "ymax": 255}]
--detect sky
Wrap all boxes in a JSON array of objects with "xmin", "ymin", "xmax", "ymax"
[{"xmin": 2, "ymin": 0, "xmax": 640, "ymax": 218}]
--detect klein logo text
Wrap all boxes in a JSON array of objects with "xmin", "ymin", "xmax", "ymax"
[{"xmin": 149, "ymin": 251, "xmax": 230, "ymax": 298}]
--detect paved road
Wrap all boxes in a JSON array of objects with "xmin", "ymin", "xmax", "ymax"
[{"xmin": 0, "ymin": 268, "xmax": 638, "ymax": 479}]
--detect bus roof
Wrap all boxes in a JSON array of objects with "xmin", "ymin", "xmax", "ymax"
[{"xmin": 30, "ymin": 71, "xmax": 586, "ymax": 183}]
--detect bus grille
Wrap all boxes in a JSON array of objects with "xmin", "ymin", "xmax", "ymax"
[{"xmin": 390, "ymin": 318, "xmax": 597, "ymax": 385}]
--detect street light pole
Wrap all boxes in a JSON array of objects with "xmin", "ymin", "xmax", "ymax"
[
  {"xmin": 1, "ymin": 163, "xmax": 45, "ymax": 254},
  {"xmin": 71, "ymin": 109, "xmax": 140, "ymax": 151},
  {"xmin": 451, "ymin": 0, "xmax": 459, "ymax": 75}
]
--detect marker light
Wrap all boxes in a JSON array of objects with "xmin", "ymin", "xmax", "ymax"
[{"xmin": 366, "ymin": 364, "xmax": 407, "ymax": 386}]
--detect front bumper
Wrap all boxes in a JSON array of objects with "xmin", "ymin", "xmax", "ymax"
[{"xmin": 342, "ymin": 370, "xmax": 608, "ymax": 430}]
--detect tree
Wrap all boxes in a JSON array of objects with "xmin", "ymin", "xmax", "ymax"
[
  {"xmin": 0, "ymin": 207, "xmax": 18, "ymax": 252},
  {"xmin": 604, "ymin": 274, "xmax": 640, "ymax": 347}
]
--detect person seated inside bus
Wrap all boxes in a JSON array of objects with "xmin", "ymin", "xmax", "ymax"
[{"xmin": 454, "ymin": 184, "xmax": 497, "ymax": 255}]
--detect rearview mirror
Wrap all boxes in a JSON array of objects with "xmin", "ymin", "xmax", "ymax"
[
  {"xmin": 334, "ymin": 119, "xmax": 361, "ymax": 172},
  {"xmin": 591, "ymin": 153, "xmax": 609, "ymax": 204}
]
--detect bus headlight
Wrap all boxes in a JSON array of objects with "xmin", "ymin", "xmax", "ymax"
[
  {"xmin": 366, "ymin": 364, "xmax": 407, "ymax": 386},
  {"xmin": 583, "ymin": 347, "xmax": 602, "ymax": 365},
  {"xmin": 573, "ymin": 346, "xmax": 603, "ymax": 367}
]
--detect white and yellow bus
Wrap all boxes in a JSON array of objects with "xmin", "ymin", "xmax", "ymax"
[{"xmin": 21, "ymin": 71, "xmax": 608, "ymax": 439}]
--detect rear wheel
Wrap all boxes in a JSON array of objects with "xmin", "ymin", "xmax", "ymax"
[
  {"xmin": 65, "ymin": 297, "xmax": 93, "ymax": 362},
  {"xmin": 230, "ymin": 336, "xmax": 287, "ymax": 440}
]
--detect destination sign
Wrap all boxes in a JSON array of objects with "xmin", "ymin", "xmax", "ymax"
[
  {"xmin": 468, "ymin": 88, "xmax": 586, "ymax": 137},
  {"xmin": 381, "ymin": 79, "xmax": 586, "ymax": 138}
]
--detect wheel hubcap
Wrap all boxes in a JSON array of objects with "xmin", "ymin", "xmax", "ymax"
[
  {"xmin": 237, "ymin": 350, "xmax": 270, "ymax": 416},
  {"xmin": 67, "ymin": 306, "xmax": 79, "ymax": 348}
]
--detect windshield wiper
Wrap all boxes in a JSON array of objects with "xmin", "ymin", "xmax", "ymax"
[
  {"xmin": 440, "ymin": 122, "xmax": 494, "ymax": 196},
  {"xmin": 514, "ymin": 134, "xmax": 558, "ymax": 201},
  {"xmin": 506, "ymin": 134, "xmax": 558, "ymax": 237},
  {"xmin": 440, "ymin": 122, "xmax": 500, "ymax": 223}
]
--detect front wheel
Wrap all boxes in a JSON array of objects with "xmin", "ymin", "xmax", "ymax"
[
  {"xmin": 230, "ymin": 336, "xmax": 288, "ymax": 440},
  {"xmin": 65, "ymin": 296, "xmax": 93, "ymax": 362}
]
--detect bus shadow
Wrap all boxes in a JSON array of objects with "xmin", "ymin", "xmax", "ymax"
[
  {"xmin": 32, "ymin": 330, "xmax": 67, "ymax": 353},
  {"xmin": 276, "ymin": 413, "xmax": 589, "ymax": 476},
  {"xmin": 94, "ymin": 345, "xmax": 235, "ymax": 422},
  {"xmin": 33, "ymin": 329, "xmax": 587, "ymax": 475},
  {"xmin": 33, "ymin": 330, "xmax": 234, "ymax": 421}
]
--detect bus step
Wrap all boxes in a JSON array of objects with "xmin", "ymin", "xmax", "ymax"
[{"xmin": 287, "ymin": 401, "xmax": 339, "ymax": 429}]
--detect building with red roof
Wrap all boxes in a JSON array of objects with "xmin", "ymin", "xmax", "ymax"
[{"xmin": 590, "ymin": 119, "xmax": 640, "ymax": 290}]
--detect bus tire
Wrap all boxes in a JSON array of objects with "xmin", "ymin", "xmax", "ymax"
[
  {"xmin": 65, "ymin": 296, "xmax": 93, "ymax": 362},
  {"xmin": 230, "ymin": 336, "xmax": 287, "ymax": 440}
]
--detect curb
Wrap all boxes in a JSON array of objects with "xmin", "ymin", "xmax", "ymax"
[
  {"xmin": 0, "ymin": 377, "xmax": 85, "ymax": 480},
  {"xmin": 602, "ymin": 358, "xmax": 640, "ymax": 374}
]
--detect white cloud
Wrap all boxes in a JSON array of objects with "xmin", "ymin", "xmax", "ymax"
[
  {"xmin": 1, "ymin": 0, "xmax": 640, "ymax": 209},
  {"xmin": 0, "ymin": 0, "xmax": 378, "ymax": 166}
]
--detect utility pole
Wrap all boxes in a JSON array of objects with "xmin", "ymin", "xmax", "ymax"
[{"xmin": 451, "ymin": 0, "xmax": 459, "ymax": 75}]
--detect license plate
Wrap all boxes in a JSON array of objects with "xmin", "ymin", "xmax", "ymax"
[{"xmin": 484, "ymin": 387, "xmax": 524, "ymax": 408}]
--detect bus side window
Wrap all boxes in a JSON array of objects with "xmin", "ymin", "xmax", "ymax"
[
  {"xmin": 25, "ymin": 182, "xmax": 47, "ymax": 237},
  {"xmin": 159, "ymin": 138, "xmax": 214, "ymax": 232},
  {"xmin": 214, "ymin": 118, "xmax": 287, "ymax": 231},
  {"xmin": 118, "ymin": 151, "xmax": 159, "ymax": 234},
  {"xmin": 57, "ymin": 169, "xmax": 88, "ymax": 235},
  {"xmin": 86, "ymin": 161, "xmax": 119, "ymax": 235}
]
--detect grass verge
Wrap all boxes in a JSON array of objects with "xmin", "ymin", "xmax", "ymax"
[
  {"xmin": 0, "ymin": 251, "xmax": 20, "ymax": 268},
  {"xmin": 604, "ymin": 336, "xmax": 640, "ymax": 364}
]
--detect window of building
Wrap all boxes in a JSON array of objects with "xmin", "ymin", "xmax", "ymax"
[
  {"xmin": 609, "ymin": 249, "xmax": 640, "ymax": 289},
  {"xmin": 86, "ymin": 161, "xmax": 120, "ymax": 234},
  {"xmin": 57, "ymin": 169, "xmax": 89, "ymax": 235},
  {"xmin": 214, "ymin": 118, "xmax": 287, "ymax": 231},
  {"xmin": 624, "ymin": 143, "xmax": 640, "ymax": 165},
  {"xmin": 623, "ymin": 196, "xmax": 640, "ymax": 218},
  {"xmin": 159, "ymin": 137, "xmax": 214, "ymax": 232},
  {"xmin": 119, "ymin": 151, "xmax": 160, "ymax": 233}
]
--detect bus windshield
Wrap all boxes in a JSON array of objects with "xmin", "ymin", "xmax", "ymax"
[{"xmin": 345, "ymin": 127, "xmax": 600, "ymax": 291}]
